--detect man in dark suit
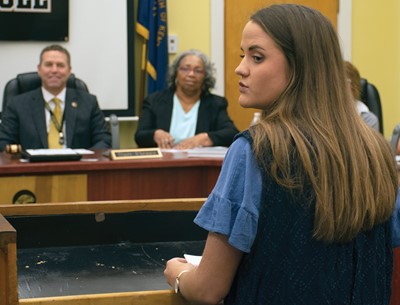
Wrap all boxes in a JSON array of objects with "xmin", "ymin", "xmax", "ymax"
[{"xmin": 0, "ymin": 44, "xmax": 111, "ymax": 151}]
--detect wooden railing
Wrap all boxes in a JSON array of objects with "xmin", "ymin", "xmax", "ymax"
[
  {"xmin": 0, "ymin": 214, "xmax": 17, "ymax": 305},
  {"xmin": 18, "ymin": 290, "xmax": 189, "ymax": 305},
  {"xmin": 0, "ymin": 198, "xmax": 206, "ymax": 217},
  {"xmin": 0, "ymin": 198, "xmax": 206, "ymax": 305}
]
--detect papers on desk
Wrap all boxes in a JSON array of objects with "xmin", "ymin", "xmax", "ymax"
[
  {"xmin": 72, "ymin": 149, "xmax": 95, "ymax": 155},
  {"xmin": 25, "ymin": 148, "xmax": 94, "ymax": 155},
  {"xmin": 161, "ymin": 146, "xmax": 228, "ymax": 159},
  {"xmin": 22, "ymin": 148, "xmax": 94, "ymax": 162},
  {"xmin": 186, "ymin": 146, "xmax": 228, "ymax": 158}
]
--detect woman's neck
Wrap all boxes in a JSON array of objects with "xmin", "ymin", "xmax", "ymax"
[
  {"xmin": 175, "ymin": 87, "xmax": 201, "ymax": 113},
  {"xmin": 175, "ymin": 87, "xmax": 201, "ymax": 105}
]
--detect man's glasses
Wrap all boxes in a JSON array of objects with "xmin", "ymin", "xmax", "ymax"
[{"xmin": 178, "ymin": 66, "xmax": 205, "ymax": 76}]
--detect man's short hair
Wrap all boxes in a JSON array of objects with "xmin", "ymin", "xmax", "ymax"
[{"xmin": 39, "ymin": 44, "xmax": 71, "ymax": 66}]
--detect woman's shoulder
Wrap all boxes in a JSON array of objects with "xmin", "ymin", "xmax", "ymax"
[
  {"xmin": 225, "ymin": 133, "xmax": 253, "ymax": 160},
  {"xmin": 146, "ymin": 88, "xmax": 174, "ymax": 102},
  {"xmin": 202, "ymin": 92, "xmax": 228, "ymax": 105}
]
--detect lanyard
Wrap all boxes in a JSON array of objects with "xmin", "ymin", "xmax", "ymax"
[{"xmin": 45, "ymin": 102, "xmax": 66, "ymax": 145}]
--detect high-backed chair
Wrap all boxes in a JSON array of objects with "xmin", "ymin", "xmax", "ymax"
[
  {"xmin": 2, "ymin": 72, "xmax": 88, "ymax": 115},
  {"xmin": 1, "ymin": 72, "xmax": 120, "ymax": 149},
  {"xmin": 360, "ymin": 78, "xmax": 383, "ymax": 134}
]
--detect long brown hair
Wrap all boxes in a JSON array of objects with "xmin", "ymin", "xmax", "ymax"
[{"xmin": 250, "ymin": 4, "xmax": 397, "ymax": 243}]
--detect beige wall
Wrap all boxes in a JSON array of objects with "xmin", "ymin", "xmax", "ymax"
[
  {"xmin": 168, "ymin": 0, "xmax": 211, "ymax": 58},
  {"xmin": 352, "ymin": 0, "xmax": 400, "ymax": 138}
]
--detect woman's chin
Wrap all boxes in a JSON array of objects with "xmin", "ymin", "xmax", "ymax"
[{"xmin": 238, "ymin": 98, "xmax": 253, "ymax": 109}]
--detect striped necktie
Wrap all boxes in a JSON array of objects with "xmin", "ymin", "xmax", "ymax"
[{"xmin": 48, "ymin": 97, "xmax": 63, "ymax": 149}]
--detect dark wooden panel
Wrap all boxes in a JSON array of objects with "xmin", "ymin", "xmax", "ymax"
[
  {"xmin": 87, "ymin": 167, "xmax": 215, "ymax": 200},
  {"xmin": 391, "ymin": 248, "xmax": 400, "ymax": 305}
]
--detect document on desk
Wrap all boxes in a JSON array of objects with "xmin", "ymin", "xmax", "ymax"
[
  {"xmin": 23, "ymin": 148, "xmax": 84, "ymax": 162},
  {"xmin": 161, "ymin": 147, "xmax": 228, "ymax": 158},
  {"xmin": 186, "ymin": 146, "xmax": 228, "ymax": 158},
  {"xmin": 72, "ymin": 149, "xmax": 95, "ymax": 155},
  {"xmin": 25, "ymin": 148, "xmax": 94, "ymax": 155},
  {"xmin": 26, "ymin": 148, "xmax": 79, "ymax": 155}
]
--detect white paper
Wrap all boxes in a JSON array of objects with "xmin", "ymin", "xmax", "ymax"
[
  {"xmin": 160, "ymin": 149, "xmax": 188, "ymax": 159},
  {"xmin": 73, "ymin": 149, "xmax": 95, "ymax": 155},
  {"xmin": 184, "ymin": 254, "xmax": 202, "ymax": 266},
  {"xmin": 161, "ymin": 146, "xmax": 228, "ymax": 158},
  {"xmin": 26, "ymin": 148, "xmax": 78, "ymax": 156},
  {"xmin": 25, "ymin": 148, "xmax": 94, "ymax": 156},
  {"xmin": 187, "ymin": 146, "xmax": 228, "ymax": 158}
]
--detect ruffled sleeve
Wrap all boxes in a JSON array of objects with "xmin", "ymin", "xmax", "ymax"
[{"xmin": 194, "ymin": 136, "xmax": 262, "ymax": 253}]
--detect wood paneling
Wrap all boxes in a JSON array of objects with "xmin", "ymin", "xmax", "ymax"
[
  {"xmin": 225, "ymin": 0, "xmax": 339, "ymax": 131},
  {"xmin": 0, "ymin": 150, "xmax": 222, "ymax": 203},
  {"xmin": 0, "ymin": 175, "xmax": 87, "ymax": 204},
  {"xmin": 0, "ymin": 214, "xmax": 17, "ymax": 305},
  {"xmin": 0, "ymin": 198, "xmax": 205, "ymax": 217},
  {"xmin": 87, "ymin": 167, "xmax": 220, "ymax": 201},
  {"xmin": 392, "ymin": 248, "xmax": 400, "ymax": 305},
  {"xmin": 18, "ymin": 290, "xmax": 189, "ymax": 305}
]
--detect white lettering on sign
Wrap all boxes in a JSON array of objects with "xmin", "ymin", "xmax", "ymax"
[{"xmin": 0, "ymin": 0, "xmax": 51, "ymax": 13}]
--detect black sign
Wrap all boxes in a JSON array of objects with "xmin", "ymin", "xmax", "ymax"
[{"xmin": 0, "ymin": 0, "xmax": 69, "ymax": 41}]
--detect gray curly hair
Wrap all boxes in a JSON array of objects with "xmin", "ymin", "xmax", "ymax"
[{"xmin": 166, "ymin": 49, "xmax": 216, "ymax": 93}]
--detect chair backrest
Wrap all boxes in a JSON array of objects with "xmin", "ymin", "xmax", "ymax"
[
  {"xmin": 108, "ymin": 114, "xmax": 120, "ymax": 149},
  {"xmin": 2, "ymin": 71, "xmax": 89, "ymax": 116},
  {"xmin": 360, "ymin": 78, "xmax": 383, "ymax": 133},
  {"xmin": 390, "ymin": 123, "xmax": 400, "ymax": 155}
]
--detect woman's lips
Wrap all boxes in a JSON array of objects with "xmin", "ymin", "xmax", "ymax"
[{"xmin": 239, "ymin": 82, "xmax": 248, "ymax": 93}]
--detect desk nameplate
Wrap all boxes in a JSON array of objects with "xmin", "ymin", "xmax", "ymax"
[{"xmin": 110, "ymin": 148, "xmax": 162, "ymax": 160}]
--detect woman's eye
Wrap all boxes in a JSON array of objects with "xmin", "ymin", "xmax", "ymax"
[
  {"xmin": 239, "ymin": 54, "xmax": 245, "ymax": 59},
  {"xmin": 253, "ymin": 56, "xmax": 263, "ymax": 63}
]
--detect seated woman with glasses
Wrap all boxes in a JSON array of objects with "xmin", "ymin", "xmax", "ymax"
[{"xmin": 135, "ymin": 49, "xmax": 239, "ymax": 149}]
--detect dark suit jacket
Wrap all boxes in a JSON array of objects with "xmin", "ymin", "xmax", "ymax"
[
  {"xmin": 0, "ymin": 88, "xmax": 111, "ymax": 151},
  {"xmin": 135, "ymin": 88, "xmax": 239, "ymax": 147}
]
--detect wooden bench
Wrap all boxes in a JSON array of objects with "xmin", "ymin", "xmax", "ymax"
[{"xmin": 0, "ymin": 198, "xmax": 206, "ymax": 305}]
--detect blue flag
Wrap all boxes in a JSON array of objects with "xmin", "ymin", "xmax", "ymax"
[{"xmin": 136, "ymin": 0, "xmax": 169, "ymax": 95}]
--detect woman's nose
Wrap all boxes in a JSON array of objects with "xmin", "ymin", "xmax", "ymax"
[{"xmin": 235, "ymin": 60, "xmax": 246, "ymax": 76}]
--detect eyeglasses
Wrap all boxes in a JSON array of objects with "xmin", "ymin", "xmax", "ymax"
[{"xmin": 178, "ymin": 66, "xmax": 205, "ymax": 76}]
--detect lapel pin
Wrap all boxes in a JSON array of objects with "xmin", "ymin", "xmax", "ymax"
[{"xmin": 72, "ymin": 101, "xmax": 78, "ymax": 108}]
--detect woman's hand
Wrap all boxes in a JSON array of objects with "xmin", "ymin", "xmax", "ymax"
[
  {"xmin": 154, "ymin": 129, "xmax": 174, "ymax": 149},
  {"xmin": 174, "ymin": 133, "xmax": 212, "ymax": 150},
  {"xmin": 164, "ymin": 257, "xmax": 195, "ymax": 288}
]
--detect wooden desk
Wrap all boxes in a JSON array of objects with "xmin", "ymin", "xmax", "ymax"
[
  {"xmin": 393, "ymin": 248, "xmax": 400, "ymax": 305},
  {"xmin": 0, "ymin": 151, "xmax": 222, "ymax": 204}
]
